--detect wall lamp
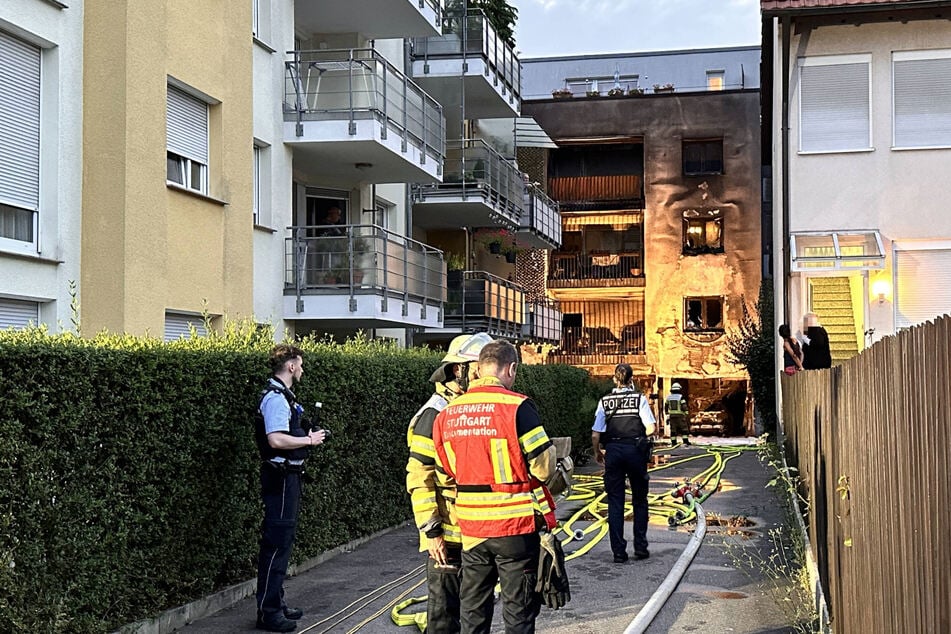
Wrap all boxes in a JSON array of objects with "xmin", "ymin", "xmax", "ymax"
[{"xmin": 872, "ymin": 279, "xmax": 891, "ymax": 304}]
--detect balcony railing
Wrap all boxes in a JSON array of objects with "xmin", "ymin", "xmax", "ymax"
[
  {"xmin": 548, "ymin": 252, "xmax": 644, "ymax": 288},
  {"xmin": 285, "ymin": 224, "xmax": 445, "ymax": 308},
  {"xmin": 285, "ymin": 48, "xmax": 445, "ymax": 162},
  {"xmin": 523, "ymin": 299, "xmax": 561, "ymax": 343},
  {"xmin": 411, "ymin": 10, "xmax": 520, "ymax": 103},
  {"xmin": 413, "ymin": 138, "xmax": 523, "ymax": 225},
  {"xmin": 444, "ymin": 270, "xmax": 524, "ymax": 339},
  {"xmin": 520, "ymin": 183, "xmax": 561, "ymax": 248}
]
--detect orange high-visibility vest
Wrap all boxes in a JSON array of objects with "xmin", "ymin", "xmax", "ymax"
[{"xmin": 433, "ymin": 382, "xmax": 556, "ymax": 539}]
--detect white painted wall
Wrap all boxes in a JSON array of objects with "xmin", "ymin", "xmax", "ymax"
[{"xmin": 0, "ymin": 1, "xmax": 83, "ymax": 331}]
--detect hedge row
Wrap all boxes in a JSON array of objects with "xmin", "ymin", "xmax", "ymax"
[{"xmin": 0, "ymin": 327, "xmax": 598, "ymax": 632}]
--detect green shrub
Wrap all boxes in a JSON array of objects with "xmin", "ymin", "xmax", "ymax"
[
  {"xmin": 727, "ymin": 280, "xmax": 777, "ymax": 433},
  {"xmin": 0, "ymin": 326, "xmax": 598, "ymax": 632}
]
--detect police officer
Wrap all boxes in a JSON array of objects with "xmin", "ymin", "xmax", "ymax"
[
  {"xmin": 254, "ymin": 344, "xmax": 326, "ymax": 633},
  {"xmin": 406, "ymin": 333, "xmax": 492, "ymax": 633},
  {"xmin": 591, "ymin": 364, "xmax": 656, "ymax": 563},
  {"xmin": 432, "ymin": 340, "xmax": 557, "ymax": 634},
  {"xmin": 665, "ymin": 382, "xmax": 690, "ymax": 445}
]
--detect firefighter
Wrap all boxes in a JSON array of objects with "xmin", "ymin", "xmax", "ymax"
[
  {"xmin": 432, "ymin": 340, "xmax": 561, "ymax": 633},
  {"xmin": 665, "ymin": 382, "xmax": 690, "ymax": 445},
  {"xmin": 591, "ymin": 363, "xmax": 656, "ymax": 563},
  {"xmin": 406, "ymin": 332, "xmax": 493, "ymax": 633}
]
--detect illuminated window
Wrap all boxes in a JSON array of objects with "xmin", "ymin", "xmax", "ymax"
[
  {"xmin": 683, "ymin": 210, "xmax": 723, "ymax": 255},
  {"xmin": 684, "ymin": 297, "xmax": 723, "ymax": 332},
  {"xmin": 706, "ymin": 70, "xmax": 724, "ymax": 90}
]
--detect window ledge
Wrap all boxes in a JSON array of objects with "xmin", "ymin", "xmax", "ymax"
[
  {"xmin": 797, "ymin": 147, "xmax": 874, "ymax": 156},
  {"xmin": 891, "ymin": 145, "xmax": 951, "ymax": 152},
  {"xmin": 167, "ymin": 183, "xmax": 229, "ymax": 206},
  {"xmin": 253, "ymin": 224, "xmax": 278, "ymax": 234},
  {"xmin": 42, "ymin": 0, "xmax": 67, "ymax": 8},
  {"xmin": 0, "ymin": 248, "xmax": 63, "ymax": 265},
  {"xmin": 682, "ymin": 248, "xmax": 725, "ymax": 256},
  {"xmin": 253, "ymin": 37, "xmax": 277, "ymax": 53}
]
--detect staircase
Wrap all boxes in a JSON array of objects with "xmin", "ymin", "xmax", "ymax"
[{"xmin": 810, "ymin": 276, "xmax": 859, "ymax": 365}]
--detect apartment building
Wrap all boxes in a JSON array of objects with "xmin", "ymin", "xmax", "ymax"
[
  {"xmin": 762, "ymin": 0, "xmax": 951, "ymax": 364},
  {"xmin": 1, "ymin": 1, "xmax": 83, "ymax": 331},
  {"xmin": 522, "ymin": 47, "xmax": 763, "ymax": 435}
]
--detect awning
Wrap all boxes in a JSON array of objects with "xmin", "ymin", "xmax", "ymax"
[
  {"xmin": 563, "ymin": 211, "xmax": 643, "ymax": 230},
  {"xmin": 515, "ymin": 117, "xmax": 557, "ymax": 148},
  {"xmin": 790, "ymin": 230, "xmax": 885, "ymax": 271}
]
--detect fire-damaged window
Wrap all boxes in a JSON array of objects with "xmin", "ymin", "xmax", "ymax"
[
  {"xmin": 683, "ymin": 210, "xmax": 723, "ymax": 255},
  {"xmin": 683, "ymin": 139, "xmax": 723, "ymax": 176},
  {"xmin": 684, "ymin": 297, "xmax": 723, "ymax": 331}
]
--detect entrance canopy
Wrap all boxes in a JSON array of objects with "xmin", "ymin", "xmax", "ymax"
[{"xmin": 790, "ymin": 230, "xmax": 884, "ymax": 272}]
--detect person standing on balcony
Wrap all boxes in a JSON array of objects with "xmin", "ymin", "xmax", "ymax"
[
  {"xmin": 592, "ymin": 364, "xmax": 656, "ymax": 564},
  {"xmin": 432, "ymin": 340, "xmax": 559, "ymax": 633},
  {"xmin": 316, "ymin": 206, "xmax": 345, "ymax": 237},
  {"xmin": 253, "ymin": 345, "xmax": 327, "ymax": 633},
  {"xmin": 664, "ymin": 382, "xmax": 690, "ymax": 445},
  {"xmin": 406, "ymin": 333, "xmax": 493, "ymax": 634}
]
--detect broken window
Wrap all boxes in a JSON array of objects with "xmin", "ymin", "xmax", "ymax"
[
  {"xmin": 683, "ymin": 210, "xmax": 723, "ymax": 255},
  {"xmin": 683, "ymin": 139, "xmax": 723, "ymax": 176},
  {"xmin": 684, "ymin": 297, "xmax": 724, "ymax": 331}
]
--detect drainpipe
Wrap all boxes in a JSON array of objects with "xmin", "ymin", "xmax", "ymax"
[{"xmin": 781, "ymin": 15, "xmax": 791, "ymax": 316}]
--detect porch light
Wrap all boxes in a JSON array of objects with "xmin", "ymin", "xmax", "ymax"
[{"xmin": 872, "ymin": 279, "xmax": 890, "ymax": 304}]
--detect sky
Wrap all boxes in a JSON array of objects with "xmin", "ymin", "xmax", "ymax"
[{"xmin": 510, "ymin": 0, "xmax": 762, "ymax": 58}]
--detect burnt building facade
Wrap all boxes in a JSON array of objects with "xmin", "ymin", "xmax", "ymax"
[{"xmin": 521, "ymin": 46, "xmax": 763, "ymax": 435}]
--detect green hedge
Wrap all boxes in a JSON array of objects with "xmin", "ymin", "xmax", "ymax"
[{"xmin": 0, "ymin": 327, "xmax": 597, "ymax": 632}]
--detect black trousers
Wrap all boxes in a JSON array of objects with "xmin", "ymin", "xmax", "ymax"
[
  {"xmin": 460, "ymin": 533, "xmax": 541, "ymax": 634},
  {"xmin": 426, "ymin": 545, "xmax": 462, "ymax": 633},
  {"xmin": 603, "ymin": 441, "xmax": 650, "ymax": 557},
  {"xmin": 256, "ymin": 463, "xmax": 301, "ymax": 621}
]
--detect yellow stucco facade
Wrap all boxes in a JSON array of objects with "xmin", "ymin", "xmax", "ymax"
[{"xmin": 82, "ymin": 0, "xmax": 253, "ymax": 336}]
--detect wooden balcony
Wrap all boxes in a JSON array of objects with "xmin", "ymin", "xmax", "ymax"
[{"xmin": 548, "ymin": 252, "xmax": 644, "ymax": 289}]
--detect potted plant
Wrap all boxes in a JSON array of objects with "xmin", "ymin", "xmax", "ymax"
[
  {"xmin": 474, "ymin": 228, "xmax": 515, "ymax": 256},
  {"xmin": 586, "ymin": 89, "xmax": 600, "ymax": 97},
  {"xmin": 653, "ymin": 83, "xmax": 675, "ymax": 93},
  {"xmin": 628, "ymin": 87, "xmax": 644, "ymax": 96},
  {"xmin": 607, "ymin": 87, "xmax": 625, "ymax": 97},
  {"xmin": 551, "ymin": 87, "xmax": 573, "ymax": 99}
]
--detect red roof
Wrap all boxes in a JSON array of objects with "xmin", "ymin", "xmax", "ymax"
[{"xmin": 762, "ymin": 0, "xmax": 929, "ymax": 11}]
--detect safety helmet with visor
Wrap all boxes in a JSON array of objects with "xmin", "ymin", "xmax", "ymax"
[
  {"xmin": 429, "ymin": 332, "xmax": 493, "ymax": 391},
  {"xmin": 671, "ymin": 382, "xmax": 683, "ymax": 392}
]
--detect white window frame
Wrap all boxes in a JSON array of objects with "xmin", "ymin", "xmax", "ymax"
[
  {"xmin": 166, "ymin": 82, "xmax": 210, "ymax": 195},
  {"xmin": 0, "ymin": 30, "xmax": 41, "ymax": 254},
  {"xmin": 892, "ymin": 49, "xmax": 951, "ymax": 150},
  {"xmin": 798, "ymin": 54, "xmax": 872, "ymax": 154},
  {"xmin": 706, "ymin": 70, "xmax": 725, "ymax": 91},
  {"xmin": 253, "ymin": 145, "xmax": 261, "ymax": 224}
]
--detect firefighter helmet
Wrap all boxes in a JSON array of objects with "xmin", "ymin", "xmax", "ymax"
[
  {"xmin": 671, "ymin": 382, "xmax": 683, "ymax": 392},
  {"xmin": 429, "ymin": 333, "xmax": 494, "ymax": 383}
]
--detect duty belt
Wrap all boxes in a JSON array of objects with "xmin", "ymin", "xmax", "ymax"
[{"xmin": 265, "ymin": 460, "xmax": 304, "ymax": 474}]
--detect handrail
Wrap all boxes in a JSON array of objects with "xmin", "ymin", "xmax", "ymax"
[
  {"xmin": 549, "ymin": 251, "xmax": 643, "ymax": 281},
  {"xmin": 284, "ymin": 48, "xmax": 445, "ymax": 162}
]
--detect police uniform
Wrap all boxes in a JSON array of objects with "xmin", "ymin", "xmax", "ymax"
[
  {"xmin": 593, "ymin": 386, "xmax": 655, "ymax": 561},
  {"xmin": 254, "ymin": 378, "xmax": 309, "ymax": 626},
  {"xmin": 406, "ymin": 392, "xmax": 464, "ymax": 633},
  {"xmin": 432, "ymin": 376, "xmax": 557, "ymax": 634}
]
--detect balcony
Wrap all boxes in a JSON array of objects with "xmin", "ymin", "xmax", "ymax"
[
  {"xmin": 410, "ymin": 11, "xmax": 520, "ymax": 118},
  {"xmin": 284, "ymin": 49, "xmax": 445, "ymax": 184},
  {"xmin": 517, "ymin": 183, "xmax": 561, "ymax": 249},
  {"xmin": 412, "ymin": 139, "xmax": 523, "ymax": 230},
  {"xmin": 548, "ymin": 252, "xmax": 644, "ymax": 290},
  {"xmin": 442, "ymin": 270, "xmax": 524, "ymax": 339},
  {"xmin": 523, "ymin": 299, "xmax": 562, "ymax": 344},
  {"xmin": 284, "ymin": 224, "xmax": 444, "ymax": 329},
  {"xmin": 295, "ymin": 0, "xmax": 441, "ymax": 39},
  {"xmin": 549, "ymin": 307, "xmax": 646, "ymax": 369}
]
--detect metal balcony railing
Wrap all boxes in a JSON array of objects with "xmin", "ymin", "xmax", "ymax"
[
  {"xmin": 285, "ymin": 224, "xmax": 445, "ymax": 309},
  {"xmin": 549, "ymin": 251, "xmax": 643, "ymax": 285},
  {"xmin": 521, "ymin": 183, "xmax": 561, "ymax": 246},
  {"xmin": 411, "ymin": 10, "xmax": 520, "ymax": 102},
  {"xmin": 445, "ymin": 270, "xmax": 524, "ymax": 339},
  {"xmin": 284, "ymin": 48, "xmax": 445, "ymax": 163},
  {"xmin": 413, "ymin": 138, "xmax": 524, "ymax": 223}
]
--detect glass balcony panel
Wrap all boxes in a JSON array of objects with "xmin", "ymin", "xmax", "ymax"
[{"xmin": 445, "ymin": 270, "xmax": 525, "ymax": 338}]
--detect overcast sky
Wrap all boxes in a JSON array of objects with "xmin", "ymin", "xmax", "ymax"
[{"xmin": 510, "ymin": 0, "xmax": 762, "ymax": 58}]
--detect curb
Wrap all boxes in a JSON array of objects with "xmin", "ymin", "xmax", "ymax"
[{"xmin": 114, "ymin": 523, "xmax": 406, "ymax": 634}]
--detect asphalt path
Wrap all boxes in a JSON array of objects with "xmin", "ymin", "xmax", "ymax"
[{"xmin": 182, "ymin": 440, "xmax": 799, "ymax": 633}]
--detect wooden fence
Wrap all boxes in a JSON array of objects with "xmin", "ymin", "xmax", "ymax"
[{"xmin": 781, "ymin": 315, "xmax": 951, "ymax": 633}]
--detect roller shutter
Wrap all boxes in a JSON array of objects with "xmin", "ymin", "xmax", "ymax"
[{"xmin": 895, "ymin": 248, "xmax": 951, "ymax": 329}]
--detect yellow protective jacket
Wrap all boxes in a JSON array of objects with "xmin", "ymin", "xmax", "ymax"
[{"xmin": 406, "ymin": 392, "xmax": 462, "ymax": 551}]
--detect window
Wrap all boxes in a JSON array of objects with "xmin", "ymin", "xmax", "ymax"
[
  {"xmin": 683, "ymin": 211, "xmax": 723, "ymax": 254},
  {"xmin": 164, "ymin": 311, "xmax": 209, "ymax": 341},
  {"xmin": 166, "ymin": 83, "xmax": 209, "ymax": 194},
  {"xmin": 683, "ymin": 140, "xmax": 723, "ymax": 175},
  {"xmin": 363, "ymin": 200, "xmax": 390, "ymax": 230},
  {"xmin": 0, "ymin": 298, "xmax": 39, "ymax": 330},
  {"xmin": 0, "ymin": 30, "xmax": 41, "ymax": 249},
  {"xmin": 706, "ymin": 70, "xmax": 724, "ymax": 90},
  {"xmin": 684, "ymin": 297, "xmax": 723, "ymax": 331},
  {"xmin": 252, "ymin": 0, "xmax": 260, "ymax": 37},
  {"xmin": 893, "ymin": 50, "xmax": 951, "ymax": 148},
  {"xmin": 799, "ymin": 55, "xmax": 871, "ymax": 153}
]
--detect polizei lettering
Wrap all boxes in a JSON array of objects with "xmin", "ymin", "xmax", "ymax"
[{"xmin": 443, "ymin": 402, "xmax": 498, "ymax": 439}]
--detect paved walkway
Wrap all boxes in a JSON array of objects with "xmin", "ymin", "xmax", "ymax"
[{"xmin": 182, "ymin": 441, "xmax": 800, "ymax": 633}]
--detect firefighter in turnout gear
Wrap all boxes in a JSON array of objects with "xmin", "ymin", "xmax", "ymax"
[
  {"xmin": 592, "ymin": 364, "xmax": 656, "ymax": 563},
  {"xmin": 432, "ymin": 340, "xmax": 558, "ymax": 634},
  {"xmin": 665, "ymin": 382, "xmax": 690, "ymax": 445},
  {"xmin": 406, "ymin": 333, "xmax": 493, "ymax": 633}
]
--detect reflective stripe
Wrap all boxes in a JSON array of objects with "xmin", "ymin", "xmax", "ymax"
[
  {"xmin": 490, "ymin": 438, "xmax": 512, "ymax": 483},
  {"xmin": 443, "ymin": 441, "xmax": 457, "ymax": 473},
  {"xmin": 456, "ymin": 500, "xmax": 535, "ymax": 521},
  {"xmin": 410, "ymin": 435, "xmax": 436, "ymax": 458},
  {"xmin": 519, "ymin": 426, "xmax": 549, "ymax": 454}
]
